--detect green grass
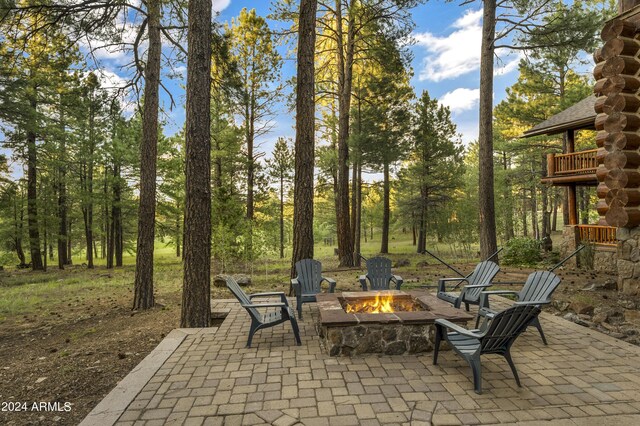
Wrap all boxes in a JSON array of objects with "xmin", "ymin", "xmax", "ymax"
[{"xmin": 0, "ymin": 235, "xmax": 483, "ymax": 319}]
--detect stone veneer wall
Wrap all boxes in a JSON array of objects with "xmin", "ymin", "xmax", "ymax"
[
  {"xmin": 617, "ymin": 226, "xmax": 640, "ymax": 294},
  {"xmin": 319, "ymin": 323, "xmax": 436, "ymax": 356},
  {"xmin": 559, "ymin": 225, "xmax": 617, "ymax": 272}
]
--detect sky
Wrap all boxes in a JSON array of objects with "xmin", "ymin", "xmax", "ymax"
[
  {"xmin": 94, "ymin": 1, "xmax": 527, "ymax": 149},
  {"xmin": 2, "ymin": 1, "xmax": 530, "ymax": 177}
]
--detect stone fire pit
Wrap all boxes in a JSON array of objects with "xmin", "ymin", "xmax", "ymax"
[{"xmin": 316, "ymin": 290, "xmax": 472, "ymax": 356}]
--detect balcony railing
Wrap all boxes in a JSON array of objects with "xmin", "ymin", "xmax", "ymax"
[
  {"xmin": 547, "ymin": 149, "xmax": 599, "ymax": 176},
  {"xmin": 576, "ymin": 224, "xmax": 617, "ymax": 246}
]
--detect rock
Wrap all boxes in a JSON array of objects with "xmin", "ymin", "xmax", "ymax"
[
  {"xmin": 35, "ymin": 377, "xmax": 47, "ymax": 384},
  {"xmin": 328, "ymin": 329, "xmax": 342, "ymax": 345},
  {"xmin": 592, "ymin": 312, "xmax": 608, "ymax": 324},
  {"xmin": 601, "ymin": 322, "xmax": 617, "ymax": 332},
  {"xmin": 552, "ymin": 300, "xmax": 570, "ymax": 312},
  {"xmin": 610, "ymin": 332, "xmax": 625, "ymax": 339},
  {"xmin": 415, "ymin": 261, "xmax": 429, "ymax": 268},
  {"xmin": 408, "ymin": 333, "xmax": 431, "ymax": 353},
  {"xmin": 385, "ymin": 341, "xmax": 407, "ymax": 355},
  {"xmin": 213, "ymin": 274, "xmax": 251, "ymax": 288},
  {"xmin": 563, "ymin": 313, "xmax": 577, "ymax": 322},
  {"xmin": 601, "ymin": 279, "xmax": 618, "ymax": 290},
  {"xmin": 570, "ymin": 301, "xmax": 594, "ymax": 315},
  {"xmin": 235, "ymin": 274, "xmax": 251, "ymax": 286},
  {"xmin": 213, "ymin": 276, "xmax": 226, "ymax": 288},
  {"xmin": 624, "ymin": 309, "xmax": 640, "ymax": 325},
  {"xmin": 394, "ymin": 259, "xmax": 410, "ymax": 268}
]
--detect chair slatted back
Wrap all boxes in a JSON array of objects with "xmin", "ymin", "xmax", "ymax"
[
  {"xmin": 518, "ymin": 271, "xmax": 561, "ymax": 303},
  {"xmin": 463, "ymin": 261, "xmax": 500, "ymax": 302},
  {"xmin": 480, "ymin": 304, "xmax": 540, "ymax": 354},
  {"xmin": 366, "ymin": 256, "xmax": 393, "ymax": 290},
  {"xmin": 224, "ymin": 275, "xmax": 261, "ymax": 321},
  {"xmin": 295, "ymin": 259, "xmax": 323, "ymax": 295}
]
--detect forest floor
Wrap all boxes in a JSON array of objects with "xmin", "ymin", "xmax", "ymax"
[{"xmin": 0, "ymin": 249, "xmax": 638, "ymax": 426}]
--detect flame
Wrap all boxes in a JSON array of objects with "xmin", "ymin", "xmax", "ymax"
[{"xmin": 345, "ymin": 293, "xmax": 395, "ymax": 314}]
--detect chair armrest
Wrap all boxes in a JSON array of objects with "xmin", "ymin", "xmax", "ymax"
[
  {"xmin": 241, "ymin": 302, "xmax": 286, "ymax": 309},
  {"xmin": 250, "ymin": 292, "xmax": 288, "ymax": 305},
  {"xmin": 515, "ymin": 300, "xmax": 551, "ymax": 307},
  {"xmin": 481, "ymin": 290, "xmax": 519, "ymax": 296},
  {"xmin": 291, "ymin": 279, "xmax": 300, "ymax": 296},
  {"xmin": 322, "ymin": 277, "xmax": 337, "ymax": 293},
  {"xmin": 435, "ymin": 318, "xmax": 483, "ymax": 339},
  {"xmin": 359, "ymin": 275, "xmax": 368, "ymax": 291},
  {"xmin": 438, "ymin": 277, "xmax": 468, "ymax": 292},
  {"xmin": 391, "ymin": 275, "xmax": 403, "ymax": 290},
  {"xmin": 464, "ymin": 284, "xmax": 493, "ymax": 289}
]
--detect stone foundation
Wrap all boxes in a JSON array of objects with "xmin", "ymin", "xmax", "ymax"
[
  {"xmin": 560, "ymin": 225, "xmax": 617, "ymax": 272},
  {"xmin": 319, "ymin": 323, "xmax": 435, "ymax": 356},
  {"xmin": 617, "ymin": 227, "xmax": 640, "ymax": 294}
]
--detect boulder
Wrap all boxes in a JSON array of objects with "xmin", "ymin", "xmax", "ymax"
[
  {"xmin": 624, "ymin": 309, "xmax": 640, "ymax": 325},
  {"xmin": 394, "ymin": 259, "xmax": 410, "ymax": 268},
  {"xmin": 570, "ymin": 301, "xmax": 594, "ymax": 315},
  {"xmin": 213, "ymin": 274, "xmax": 251, "ymax": 288}
]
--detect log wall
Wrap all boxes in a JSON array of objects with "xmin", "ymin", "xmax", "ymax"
[{"xmin": 593, "ymin": 18, "xmax": 640, "ymax": 228}]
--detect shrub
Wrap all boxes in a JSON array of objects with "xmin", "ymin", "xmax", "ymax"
[{"xmin": 503, "ymin": 238, "xmax": 541, "ymax": 267}]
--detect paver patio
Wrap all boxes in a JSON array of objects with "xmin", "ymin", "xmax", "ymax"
[{"xmin": 83, "ymin": 297, "xmax": 640, "ymax": 426}]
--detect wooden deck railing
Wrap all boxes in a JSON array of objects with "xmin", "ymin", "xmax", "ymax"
[
  {"xmin": 547, "ymin": 149, "xmax": 599, "ymax": 176},
  {"xmin": 576, "ymin": 224, "xmax": 617, "ymax": 246}
]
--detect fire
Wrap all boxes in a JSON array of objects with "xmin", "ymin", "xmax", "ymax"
[{"xmin": 345, "ymin": 293, "xmax": 395, "ymax": 314}]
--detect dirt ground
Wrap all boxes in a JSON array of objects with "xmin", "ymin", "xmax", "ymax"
[{"xmin": 0, "ymin": 263, "xmax": 638, "ymax": 426}]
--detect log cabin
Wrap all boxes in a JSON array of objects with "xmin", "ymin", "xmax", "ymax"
[{"xmin": 523, "ymin": 0, "xmax": 640, "ymax": 293}]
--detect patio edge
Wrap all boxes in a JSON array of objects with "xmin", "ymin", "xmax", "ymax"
[{"xmin": 79, "ymin": 327, "xmax": 214, "ymax": 426}]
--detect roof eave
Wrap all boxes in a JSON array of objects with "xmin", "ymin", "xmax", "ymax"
[{"xmin": 520, "ymin": 117, "xmax": 596, "ymax": 139}]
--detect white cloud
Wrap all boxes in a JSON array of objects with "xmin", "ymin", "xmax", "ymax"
[
  {"xmin": 457, "ymin": 122, "xmax": 479, "ymax": 146},
  {"xmin": 495, "ymin": 52, "xmax": 524, "ymax": 76},
  {"xmin": 86, "ymin": 69, "xmax": 136, "ymax": 114},
  {"xmin": 414, "ymin": 9, "xmax": 483, "ymax": 82},
  {"xmin": 414, "ymin": 9, "xmax": 521, "ymax": 82},
  {"xmin": 439, "ymin": 88, "xmax": 480, "ymax": 114},
  {"xmin": 213, "ymin": 0, "xmax": 231, "ymax": 13}
]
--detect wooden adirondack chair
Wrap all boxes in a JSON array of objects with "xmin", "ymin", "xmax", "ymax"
[
  {"xmin": 224, "ymin": 275, "xmax": 301, "ymax": 348},
  {"xmin": 291, "ymin": 259, "xmax": 336, "ymax": 319},
  {"xmin": 359, "ymin": 256, "xmax": 403, "ymax": 291},
  {"xmin": 433, "ymin": 303, "xmax": 543, "ymax": 394},
  {"xmin": 476, "ymin": 271, "xmax": 562, "ymax": 344},
  {"xmin": 437, "ymin": 261, "xmax": 500, "ymax": 310}
]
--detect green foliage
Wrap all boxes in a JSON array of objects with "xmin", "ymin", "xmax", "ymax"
[{"xmin": 503, "ymin": 238, "xmax": 541, "ymax": 267}]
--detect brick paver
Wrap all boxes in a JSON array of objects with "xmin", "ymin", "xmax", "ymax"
[{"xmin": 100, "ymin": 298, "xmax": 640, "ymax": 425}]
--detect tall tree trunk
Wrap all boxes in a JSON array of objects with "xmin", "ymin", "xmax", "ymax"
[
  {"xmin": 478, "ymin": 0, "xmax": 498, "ymax": 260},
  {"xmin": 57, "ymin": 97, "xmax": 68, "ymax": 269},
  {"xmin": 176, "ymin": 208, "xmax": 181, "ymax": 258},
  {"xmin": 133, "ymin": 0, "xmax": 161, "ymax": 310},
  {"xmin": 380, "ymin": 161, "xmax": 390, "ymax": 254},
  {"xmin": 27, "ymin": 132, "xmax": 43, "ymax": 270},
  {"xmin": 531, "ymin": 188, "xmax": 539, "ymax": 239},
  {"xmin": 291, "ymin": 0, "xmax": 317, "ymax": 278},
  {"xmin": 353, "ymin": 162, "xmax": 361, "ymax": 266},
  {"xmin": 181, "ymin": 0, "xmax": 212, "ymax": 328},
  {"xmin": 502, "ymin": 152, "xmax": 514, "ymax": 241},
  {"xmin": 84, "ymin": 100, "xmax": 95, "ymax": 269},
  {"xmin": 522, "ymin": 196, "xmax": 528, "ymax": 237},
  {"xmin": 102, "ymin": 167, "xmax": 109, "ymax": 260},
  {"xmin": 279, "ymin": 175, "xmax": 285, "ymax": 259},
  {"xmin": 26, "ymin": 85, "xmax": 43, "ymax": 270},
  {"xmin": 67, "ymin": 219, "xmax": 72, "ymax": 264},
  {"xmin": 13, "ymin": 195, "xmax": 26, "ymax": 266},
  {"xmin": 552, "ymin": 188, "xmax": 558, "ymax": 231},
  {"xmin": 335, "ymin": 0, "xmax": 354, "ymax": 267},
  {"xmin": 112, "ymin": 163, "xmax": 123, "ymax": 267}
]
